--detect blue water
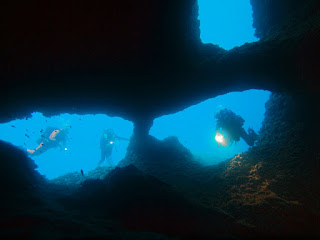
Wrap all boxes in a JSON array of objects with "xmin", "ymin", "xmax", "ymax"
[
  {"xmin": 198, "ymin": 0, "xmax": 258, "ymax": 50},
  {"xmin": 0, "ymin": 114, "xmax": 133, "ymax": 179},
  {"xmin": 0, "ymin": 90, "xmax": 269, "ymax": 179},
  {"xmin": 0, "ymin": 2, "xmax": 267, "ymax": 180},
  {"xmin": 150, "ymin": 90, "xmax": 271, "ymax": 165}
]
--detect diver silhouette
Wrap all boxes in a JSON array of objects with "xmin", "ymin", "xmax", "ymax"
[
  {"xmin": 27, "ymin": 126, "xmax": 69, "ymax": 156},
  {"xmin": 98, "ymin": 128, "xmax": 129, "ymax": 166},
  {"xmin": 214, "ymin": 109, "xmax": 259, "ymax": 147}
]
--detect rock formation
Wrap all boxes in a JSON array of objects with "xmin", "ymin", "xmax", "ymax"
[{"xmin": 1, "ymin": 0, "xmax": 319, "ymax": 239}]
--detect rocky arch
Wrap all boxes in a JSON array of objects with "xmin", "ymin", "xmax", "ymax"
[{"xmin": 0, "ymin": 0, "xmax": 319, "ymax": 239}]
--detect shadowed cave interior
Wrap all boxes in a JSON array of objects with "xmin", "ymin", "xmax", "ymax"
[{"xmin": 1, "ymin": 0, "xmax": 320, "ymax": 239}]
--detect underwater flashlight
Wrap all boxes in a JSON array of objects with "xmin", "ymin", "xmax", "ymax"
[
  {"xmin": 110, "ymin": 141, "xmax": 114, "ymax": 145},
  {"xmin": 65, "ymin": 148, "xmax": 68, "ymax": 151},
  {"xmin": 215, "ymin": 133, "xmax": 224, "ymax": 144}
]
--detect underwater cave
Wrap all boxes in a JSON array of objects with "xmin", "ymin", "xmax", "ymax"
[
  {"xmin": 0, "ymin": 113, "xmax": 133, "ymax": 179},
  {"xmin": 1, "ymin": 0, "xmax": 319, "ymax": 239},
  {"xmin": 198, "ymin": 0, "xmax": 258, "ymax": 49},
  {"xmin": 0, "ymin": 90, "xmax": 269, "ymax": 180},
  {"xmin": 150, "ymin": 90, "xmax": 271, "ymax": 165}
]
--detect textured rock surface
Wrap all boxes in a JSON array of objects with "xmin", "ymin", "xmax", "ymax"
[
  {"xmin": 211, "ymin": 92, "xmax": 320, "ymax": 237},
  {"xmin": 0, "ymin": 141, "xmax": 44, "ymax": 197},
  {"xmin": 118, "ymin": 92, "xmax": 320, "ymax": 238},
  {"xmin": 1, "ymin": 1, "xmax": 320, "ymax": 239},
  {"xmin": 251, "ymin": 0, "xmax": 320, "ymax": 38},
  {"xmin": 1, "ymin": 0, "xmax": 320, "ymax": 132},
  {"xmin": 1, "ymin": 93, "xmax": 319, "ymax": 239},
  {"xmin": 49, "ymin": 166, "xmax": 113, "ymax": 187}
]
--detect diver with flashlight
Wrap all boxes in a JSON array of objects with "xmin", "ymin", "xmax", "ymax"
[
  {"xmin": 98, "ymin": 128, "xmax": 129, "ymax": 166},
  {"xmin": 214, "ymin": 109, "xmax": 258, "ymax": 147}
]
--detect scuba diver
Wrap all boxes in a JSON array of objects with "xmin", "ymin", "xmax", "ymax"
[
  {"xmin": 27, "ymin": 126, "xmax": 69, "ymax": 156},
  {"xmin": 98, "ymin": 128, "xmax": 129, "ymax": 166},
  {"xmin": 214, "ymin": 109, "xmax": 259, "ymax": 147}
]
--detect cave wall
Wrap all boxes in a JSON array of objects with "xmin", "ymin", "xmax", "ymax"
[
  {"xmin": 257, "ymin": 92, "xmax": 319, "ymax": 197},
  {"xmin": 1, "ymin": 0, "xmax": 319, "ymax": 185},
  {"xmin": 250, "ymin": 0, "xmax": 320, "ymax": 38},
  {"xmin": 1, "ymin": 1, "xmax": 320, "ymax": 237},
  {"xmin": 1, "ymin": 0, "xmax": 320, "ymax": 174},
  {"xmin": 0, "ymin": 141, "xmax": 45, "ymax": 207},
  {"xmin": 171, "ymin": 92, "xmax": 320, "ymax": 237},
  {"xmin": 259, "ymin": 93, "xmax": 320, "ymax": 151},
  {"xmin": 114, "ymin": 92, "xmax": 320, "ymax": 237},
  {"xmin": 1, "ymin": 0, "xmax": 319, "ymax": 131},
  {"xmin": 0, "ymin": 0, "xmax": 201, "ymax": 125},
  {"xmin": 1, "ymin": 1, "xmax": 319, "ymax": 162}
]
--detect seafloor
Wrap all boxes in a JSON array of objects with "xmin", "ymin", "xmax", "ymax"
[{"xmin": 1, "ymin": 92, "xmax": 319, "ymax": 240}]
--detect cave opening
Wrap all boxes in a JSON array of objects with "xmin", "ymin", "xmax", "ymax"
[
  {"xmin": 0, "ymin": 90, "xmax": 270, "ymax": 180},
  {"xmin": 0, "ymin": 113, "xmax": 133, "ymax": 180},
  {"xmin": 198, "ymin": 0, "xmax": 259, "ymax": 50},
  {"xmin": 149, "ymin": 89, "xmax": 271, "ymax": 165}
]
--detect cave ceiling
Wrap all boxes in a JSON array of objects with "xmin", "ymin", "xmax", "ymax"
[{"xmin": 1, "ymin": 0, "xmax": 319, "ymax": 124}]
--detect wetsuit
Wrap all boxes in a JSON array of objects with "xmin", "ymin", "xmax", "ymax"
[{"xmin": 29, "ymin": 127, "xmax": 66, "ymax": 155}]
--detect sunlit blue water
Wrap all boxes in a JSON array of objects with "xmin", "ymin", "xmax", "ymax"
[
  {"xmin": 1, "ymin": 2, "xmax": 267, "ymax": 180},
  {"xmin": 198, "ymin": 0, "xmax": 258, "ymax": 50},
  {"xmin": 0, "ymin": 90, "xmax": 269, "ymax": 179},
  {"xmin": 0, "ymin": 114, "xmax": 133, "ymax": 179},
  {"xmin": 150, "ymin": 90, "xmax": 271, "ymax": 165}
]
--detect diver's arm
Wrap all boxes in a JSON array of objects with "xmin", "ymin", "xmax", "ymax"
[{"xmin": 240, "ymin": 128, "xmax": 258, "ymax": 146}]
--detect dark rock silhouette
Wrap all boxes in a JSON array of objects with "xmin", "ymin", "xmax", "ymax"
[{"xmin": 1, "ymin": 0, "xmax": 320, "ymax": 239}]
